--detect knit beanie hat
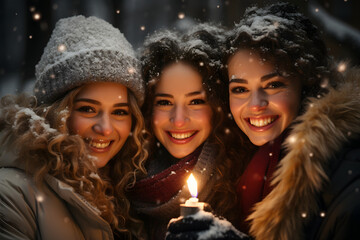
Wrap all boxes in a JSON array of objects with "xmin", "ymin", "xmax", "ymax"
[{"xmin": 34, "ymin": 15, "xmax": 144, "ymax": 105}]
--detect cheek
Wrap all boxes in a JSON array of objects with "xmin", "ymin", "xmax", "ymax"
[
  {"xmin": 273, "ymin": 93, "xmax": 301, "ymax": 121},
  {"xmin": 119, "ymin": 119, "xmax": 132, "ymax": 137},
  {"xmin": 229, "ymin": 97, "xmax": 245, "ymax": 117},
  {"xmin": 194, "ymin": 108, "xmax": 213, "ymax": 131},
  {"xmin": 152, "ymin": 110, "xmax": 168, "ymax": 131},
  {"xmin": 198, "ymin": 109, "xmax": 212, "ymax": 122},
  {"xmin": 281, "ymin": 91, "xmax": 300, "ymax": 111},
  {"xmin": 68, "ymin": 115, "xmax": 86, "ymax": 135}
]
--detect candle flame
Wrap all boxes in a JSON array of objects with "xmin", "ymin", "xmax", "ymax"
[{"xmin": 187, "ymin": 173, "xmax": 197, "ymax": 198}]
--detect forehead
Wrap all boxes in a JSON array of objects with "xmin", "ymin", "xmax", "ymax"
[
  {"xmin": 156, "ymin": 62, "xmax": 204, "ymax": 93},
  {"xmin": 75, "ymin": 82, "xmax": 128, "ymax": 102},
  {"xmin": 228, "ymin": 49, "xmax": 275, "ymax": 80}
]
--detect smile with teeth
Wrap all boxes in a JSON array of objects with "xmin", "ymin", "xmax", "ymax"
[
  {"xmin": 89, "ymin": 140, "xmax": 112, "ymax": 149},
  {"xmin": 169, "ymin": 131, "xmax": 197, "ymax": 140},
  {"xmin": 249, "ymin": 116, "xmax": 277, "ymax": 127}
]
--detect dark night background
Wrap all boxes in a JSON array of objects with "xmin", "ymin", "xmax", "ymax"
[{"xmin": 1, "ymin": 0, "xmax": 359, "ymax": 97}]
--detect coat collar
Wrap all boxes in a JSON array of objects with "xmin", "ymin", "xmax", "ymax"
[{"xmin": 248, "ymin": 68, "xmax": 360, "ymax": 240}]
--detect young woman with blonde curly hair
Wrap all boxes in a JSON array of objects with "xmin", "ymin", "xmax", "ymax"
[{"xmin": 0, "ymin": 16, "xmax": 147, "ymax": 240}]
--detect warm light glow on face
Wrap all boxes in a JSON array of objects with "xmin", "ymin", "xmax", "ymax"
[
  {"xmin": 228, "ymin": 49, "xmax": 302, "ymax": 146},
  {"xmin": 68, "ymin": 82, "xmax": 132, "ymax": 168},
  {"xmin": 187, "ymin": 173, "xmax": 198, "ymax": 198},
  {"xmin": 152, "ymin": 62, "xmax": 212, "ymax": 158}
]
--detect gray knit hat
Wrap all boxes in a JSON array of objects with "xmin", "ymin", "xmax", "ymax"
[{"xmin": 34, "ymin": 15, "xmax": 144, "ymax": 105}]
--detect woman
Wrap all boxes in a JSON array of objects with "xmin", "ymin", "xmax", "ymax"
[
  {"xmin": 226, "ymin": 2, "xmax": 360, "ymax": 240},
  {"xmin": 127, "ymin": 24, "xmax": 248, "ymax": 239},
  {"xmin": 0, "ymin": 16, "xmax": 147, "ymax": 240}
]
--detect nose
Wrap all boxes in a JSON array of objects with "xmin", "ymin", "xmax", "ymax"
[
  {"xmin": 170, "ymin": 105, "xmax": 189, "ymax": 128},
  {"xmin": 249, "ymin": 89, "xmax": 268, "ymax": 112},
  {"xmin": 92, "ymin": 113, "xmax": 114, "ymax": 136}
]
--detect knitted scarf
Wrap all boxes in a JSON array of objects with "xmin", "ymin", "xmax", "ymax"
[
  {"xmin": 127, "ymin": 146, "xmax": 201, "ymax": 204},
  {"xmin": 236, "ymin": 131, "xmax": 288, "ymax": 233},
  {"xmin": 128, "ymin": 141, "xmax": 218, "ymax": 240}
]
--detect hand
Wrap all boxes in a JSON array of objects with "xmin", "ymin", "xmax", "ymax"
[{"xmin": 166, "ymin": 210, "xmax": 250, "ymax": 240}]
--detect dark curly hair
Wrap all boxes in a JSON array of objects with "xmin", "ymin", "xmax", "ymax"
[
  {"xmin": 141, "ymin": 24, "xmax": 227, "ymax": 152},
  {"xmin": 140, "ymin": 24, "xmax": 250, "ymax": 222},
  {"xmin": 225, "ymin": 2, "xmax": 337, "ymax": 108}
]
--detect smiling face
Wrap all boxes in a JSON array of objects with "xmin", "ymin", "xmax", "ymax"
[
  {"xmin": 68, "ymin": 82, "xmax": 132, "ymax": 168},
  {"xmin": 152, "ymin": 62, "xmax": 213, "ymax": 159},
  {"xmin": 228, "ymin": 49, "xmax": 302, "ymax": 146}
]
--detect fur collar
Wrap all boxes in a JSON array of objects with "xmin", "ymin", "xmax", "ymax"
[{"xmin": 248, "ymin": 68, "xmax": 360, "ymax": 240}]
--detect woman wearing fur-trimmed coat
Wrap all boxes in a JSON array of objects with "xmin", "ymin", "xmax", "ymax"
[
  {"xmin": 225, "ymin": 3, "xmax": 360, "ymax": 240},
  {"xmin": 242, "ymin": 68, "xmax": 360, "ymax": 240}
]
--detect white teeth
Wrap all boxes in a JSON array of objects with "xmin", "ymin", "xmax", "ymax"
[
  {"xmin": 250, "ymin": 117, "xmax": 275, "ymax": 127},
  {"xmin": 170, "ymin": 131, "xmax": 195, "ymax": 140},
  {"xmin": 89, "ymin": 140, "xmax": 111, "ymax": 149}
]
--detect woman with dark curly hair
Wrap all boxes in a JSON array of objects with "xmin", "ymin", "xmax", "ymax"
[
  {"xmin": 127, "ymin": 24, "xmax": 251, "ymax": 239},
  {"xmin": 0, "ymin": 16, "xmax": 147, "ymax": 240},
  {"xmin": 225, "ymin": 2, "xmax": 360, "ymax": 240},
  {"xmin": 166, "ymin": 2, "xmax": 360, "ymax": 240}
]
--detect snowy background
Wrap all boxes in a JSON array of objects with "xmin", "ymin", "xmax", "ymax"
[{"xmin": 1, "ymin": 0, "xmax": 359, "ymax": 98}]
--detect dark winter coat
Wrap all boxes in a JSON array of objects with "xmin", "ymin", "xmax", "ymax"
[
  {"xmin": 0, "ymin": 137, "xmax": 114, "ymax": 240},
  {"xmin": 247, "ymin": 68, "xmax": 360, "ymax": 240}
]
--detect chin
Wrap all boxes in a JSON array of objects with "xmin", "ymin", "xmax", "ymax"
[
  {"xmin": 249, "ymin": 136, "xmax": 271, "ymax": 146},
  {"xmin": 169, "ymin": 149, "xmax": 191, "ymax": 159}
]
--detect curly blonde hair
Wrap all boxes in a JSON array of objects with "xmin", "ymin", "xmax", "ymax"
[{"xmin": 0, "ymin": 85, "xmax": 148, "ymax": 239}]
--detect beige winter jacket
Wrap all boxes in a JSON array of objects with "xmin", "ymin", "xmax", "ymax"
[{"xmin": 0, "ymin": 144, "xmax": 114, "ymax": 240}]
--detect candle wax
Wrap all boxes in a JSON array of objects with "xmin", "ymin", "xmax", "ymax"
[
  {"xmin": 185, "ymin": 197, "xmax": 199, "ymax": 206},
  {"xmin": 180, "ymin": 197, "xmax": 205, "ymax": 216}
]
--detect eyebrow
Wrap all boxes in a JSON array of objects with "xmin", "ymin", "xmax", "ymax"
[
  {"xmin": 229, "ymin": 72, "xmax": 280, "ymax": 84},
  {"xmin": 154, "ymin": 91, "xmax": 204, "ymax": 98},
  {"xmin": 74, "ymin": 98, "xmax": 129, "ymax": 107},
  {"xmin": 261, "ymin": 72, "xmax": 280, "ymax": 81},
  {"xmin": 186, "ymin": 91, "xmax": 203, "ymax": 97}
]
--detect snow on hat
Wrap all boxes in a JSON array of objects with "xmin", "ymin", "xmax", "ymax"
[{"xmin": 34, "ymin": 15, "xmax": 144, "ymax": 105}]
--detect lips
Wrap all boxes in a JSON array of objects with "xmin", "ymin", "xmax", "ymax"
[
  {"xmin": 167, "ymin": 131, "xmax": 198, "ymax": 144},
  {"xmin": 170, "ymin": 131, "xmax": 196, "ymax": 140},
  {"xmin": 249, "ymin": 116, "xmax": 276, "ymax": 127},
  {"xmin": 86, "ymin": 139, "xmax": 114, "ymax": 152},
  {"xmin": 245, "ymin": 115, "xmax": 279, "ymax": 131}
]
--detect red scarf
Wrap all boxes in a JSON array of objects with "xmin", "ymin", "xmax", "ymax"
[
  {"xmin": 127, "ymin": 147, "xmax": 201, "ymax": 204},
  {"xmin": 236, "ymin": 132, "xmax": 287, "ymax": 233}
]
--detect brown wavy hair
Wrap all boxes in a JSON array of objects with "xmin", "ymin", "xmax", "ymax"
[
  {"xmin": 0, "ymin": 85, "xmax": 148, "ymax": 239},
  {"xmin": 140, "ymin": 25, "xmax": 250, "ymax": 223}
]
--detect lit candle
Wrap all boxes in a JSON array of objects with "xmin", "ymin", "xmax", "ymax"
[{"xmin": 180, "ymin": 173, "xmax": 205, "ymax": 216}]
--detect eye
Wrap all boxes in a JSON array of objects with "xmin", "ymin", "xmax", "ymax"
[
  {"xmin": 231, "ymin": 86, "xmax": 248, "ymax": 94},
  {"xmin": 113, "ymin": 109, "xmax": 129, "ymax": 116},
  {"xmin": 155, "ymin": 99, "xmax": 172, "ymax": 106},
  {"xmin": 266, "ymin": 81, "xmax": 285, "ymax": 89},
  {"xmin": 76, "ymin": 106, "xmax": 95, "ymax": 113},
  {"xmin": 190, "ymin": 99, "xmax": 206, "ymax": 105}
]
